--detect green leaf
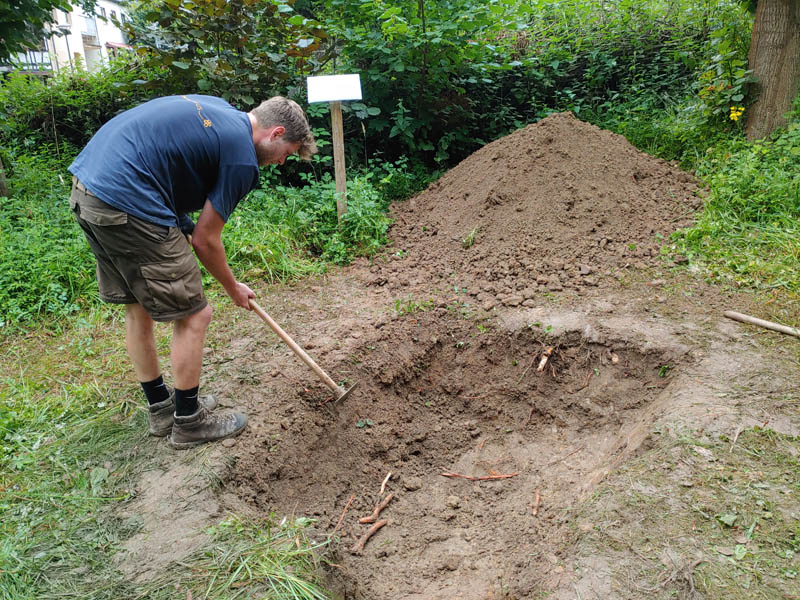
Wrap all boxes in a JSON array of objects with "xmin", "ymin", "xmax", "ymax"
[
  {"xmin": 197, "ymin": 79, "xmax": 212, "ymax": 90},
  {"xmin": 288, "ymin": 15, "xmax": 305, "ymax": 25},
  {"xmin": 716, "ymin": 513, "xmax": 738, "ymax": 527},
  {"xmin": 734, "ymin": 545, "xmax": 747, "ymax": 560},
  {"xmin": 172, "ymin": 61, "xmax": 190, "ymax": 69}
]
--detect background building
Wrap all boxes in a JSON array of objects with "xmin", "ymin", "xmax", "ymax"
[{"xmin": 5, "ymin": 0, "xmax": 130, "ymax": 74}]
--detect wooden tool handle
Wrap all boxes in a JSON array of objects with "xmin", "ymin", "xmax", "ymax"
[
  {"xmin": 250, "ymin": 299, "xmax": 341, "ymax": 393},
  {"xmin": 724, "ymin": 310, "xmax": 800, "ymax": 338}
]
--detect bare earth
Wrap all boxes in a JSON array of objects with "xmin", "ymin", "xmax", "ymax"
[{"xmin": 115, "ymin": 113, "xmax": 799, "ymax": 598}]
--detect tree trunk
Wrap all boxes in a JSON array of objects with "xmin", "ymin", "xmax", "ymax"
[{"xmin": 745, "ymin": 0, "xmax": 800, "ymax": 140}]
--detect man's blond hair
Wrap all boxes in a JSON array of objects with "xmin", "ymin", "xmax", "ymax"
[{"xmin": 250, "ymin": 97, "xmax": 317, "ymax": 160}]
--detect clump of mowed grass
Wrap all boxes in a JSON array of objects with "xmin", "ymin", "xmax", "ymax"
[
  {"xmin": 674, "ymin": 119, "xmax": 800, "ymax": 294},
  {"xmin": 140, "ymin": 515, "xmax": 330, "ymax": 600},
  {"xmin": 574, "ymin": 426, "xmax": 800, "ymax": 598}
]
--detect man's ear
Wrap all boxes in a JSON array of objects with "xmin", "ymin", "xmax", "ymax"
[{"xmin": 269, "ymin": 125, "xmax": 286, "ymax": 141}]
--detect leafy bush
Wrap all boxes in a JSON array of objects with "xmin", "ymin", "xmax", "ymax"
[
  {"xmin": 0, "ymin": 53, "xmax": 172, "ymax": 150},
  {"xmin": 307, "ymin": 0, "xmax": 750, "ymax": 169},
  {"xmin": 0, "ymin": 149, "xmax": 96, "ymax": 329}
]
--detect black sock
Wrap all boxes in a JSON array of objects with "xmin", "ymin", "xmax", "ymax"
[
  {"xmin": 141, "ymin": 375, "xmax": 170, "ymax": 406},
  {"xmin": 175, "ymin": 386, "xmax": 200, "ymax": 416}
]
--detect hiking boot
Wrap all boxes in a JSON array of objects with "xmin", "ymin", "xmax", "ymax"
[
  {"xmin": 169, "ymin": 407, "xmax": 248, "ymax": 449},
  {"xmin": 148, "ymin": 391, "xmax": 218, "ymax": 437}
]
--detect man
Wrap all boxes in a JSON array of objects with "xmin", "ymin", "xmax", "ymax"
[{"xmin": 68, "ymin": 95, "xmax": 317, "ymax": 449}]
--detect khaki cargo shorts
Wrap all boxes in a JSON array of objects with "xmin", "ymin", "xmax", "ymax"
[{"xmin": 70, "ymin": 177, "xmax": 207, "ymax": 322}]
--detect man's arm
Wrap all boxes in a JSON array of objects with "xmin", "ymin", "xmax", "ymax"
[{"xmin": 191, "ymin": 199, "xmax": 254, "ymax": 309}]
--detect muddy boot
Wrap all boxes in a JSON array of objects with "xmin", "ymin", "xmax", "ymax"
[
  {"xmin": 169, "ymin": 407, "xmax": 247, "ymax": 449},
  {"xmin": 148, "ymin": 391, "xmax": 218, "ymax": 437}
]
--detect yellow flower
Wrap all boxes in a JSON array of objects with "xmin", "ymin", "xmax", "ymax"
[
  {"xmin": 203, "ymin": 119, "xmax": 213, "ymax": 127},
  {"xmin": 729, "ymin": 106, "xmax": 744, "ymax": 122}
]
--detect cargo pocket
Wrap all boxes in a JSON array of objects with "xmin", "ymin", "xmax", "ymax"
[
  {"xmin": 74, "ymin": 192, "xmax": 128, "ymax": 227},
  {"xmin": 139, "ymin": 254, "xmax": 203, "ymax": 315}
]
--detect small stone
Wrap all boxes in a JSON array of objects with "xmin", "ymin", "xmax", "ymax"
[
  {"xmin": 403, "ymin": 477, "xmax": 422, "ymax": 491},
  {"xmin": 221, "ymin": 438, "xmax": 237, "ymax": 448},
  {"xmin": 579, "ymin": 264, "xmax": 592, "ymax": 275},
  {"xmin": 649, "ymin": 279, "xmax": 666, "ymax": 286},
  {"xmin": 673, "ymin": 255, "xmax": 689, "ymax": 265},
  {"xmin": 446, "ymin": 495, "xmax": 461, "ymax": 509}
]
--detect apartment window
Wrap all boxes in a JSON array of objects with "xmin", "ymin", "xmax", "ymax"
[
  {"xmin": 99, "ymin": 7, "xmax": 106, "ymax": 18},
  {"xmin": 121, "ymin": 13, "xmax": 127, "ymax": 24},
  {"xmin": 110, "ymin": 10, "xmax": 116, "ymax": 20}
]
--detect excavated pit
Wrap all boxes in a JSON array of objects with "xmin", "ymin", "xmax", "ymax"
[{"xmin": 229, "ymin": 310, "xmax": 687, "ymax": 599}]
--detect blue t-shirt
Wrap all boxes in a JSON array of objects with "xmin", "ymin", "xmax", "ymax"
[{"xmin": 69, "ymin": 95, "xmax": 259, "ymax": 226}]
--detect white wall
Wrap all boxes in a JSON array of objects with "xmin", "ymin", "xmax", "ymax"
[{"xmin": 46, "ymin": 1, "xmax": 130, "ymax": 72}]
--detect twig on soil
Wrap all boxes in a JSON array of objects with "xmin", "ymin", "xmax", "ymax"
[
  {"xmin": 658, "ymin": 558, "xmax": 705, "ymax": 598},
  {"xmin": 441, "ymin": 471, "xmax": 519, "ymax": 481},
  {"xmin": 359, "ymin": 493, "xmax": 394, "ymax": 524},
  {"xmin": 532, "ymin": 490, "xmax": 541, "ymax": 516},
  {"xmin": 332, "ymin": 495, "xmax": 355, "ymax": 537},
  {"xmin": 523, "ymin": 404, "xmax": 536, "ymax": 428},
  {"xmin": 380, "ymin": 471, "xmax": 392, "ymax": 494},
  {"xmin": 570, "ymin": 371, "xmax": 592, "ymax": 393},
  {"xmin": 546, "ymin": 445, "xmax": 585, "ymax": 467},
  {"xmin": 516, "ymin": 357, "xmax": 538, "ymax": 384},
  {"xmin": 537, "ymin": 346, "xmax": 554, "ymax": 372},
  {"xmin": 729, "ymin": 425, "xmax": 745, "ymax": 452},
  {"xmin": 349, "ymin": 519, "xmax": 388, "ymax": 555}
]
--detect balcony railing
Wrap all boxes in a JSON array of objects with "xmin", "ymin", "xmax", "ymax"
[{"xmin": 82, "ymin": 15, "xmax": 98, "ymax": 38}]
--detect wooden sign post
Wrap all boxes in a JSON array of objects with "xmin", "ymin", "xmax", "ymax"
[{"xmin": 307, "ymin": 74, "xmax": 363, "ymax": 223}]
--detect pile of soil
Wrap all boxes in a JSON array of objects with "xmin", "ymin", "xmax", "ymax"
[{"xmin": 368, "ymin": 112, "xmax": 699, "ymax": 308}]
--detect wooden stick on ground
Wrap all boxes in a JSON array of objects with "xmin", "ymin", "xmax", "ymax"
[
  {"xmin": 724, "ymin": 310, "xmax": 800, "ymax": 338},
  {"xmin": 537, "ymin": 346, "xmax": 554, "ymax": 372},
  {"xmin": 359, "ymin": 493, "xmax": 394, "ymax": 524},
  {"xmin": 532, "ymin": 491, "xmax": 541, "ymax": 516},
  {"xmin": 380, "ymin": 471, "xmax": 392, "ymax": 495},
  {"xmin": 332, "ymin": 494, "xmax": 355, "ymax": 536},
  {"xmin": 350, "ymin": 519, "xmax": 388, "ymax": 555},
  {"xmin": 441, "ymin": 471, "xmax": 519, "ymax": 481}
]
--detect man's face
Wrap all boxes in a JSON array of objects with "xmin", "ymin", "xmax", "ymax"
[{"xmin": 255, "ymin": 135, "xmax": 301, "ymax": 166}]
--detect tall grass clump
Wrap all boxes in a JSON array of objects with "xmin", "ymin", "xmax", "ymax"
[{"xmin": 674, "ymin": 119, "xmax": 800, "ymax": 293}]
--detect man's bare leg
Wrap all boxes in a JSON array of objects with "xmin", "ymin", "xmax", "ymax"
[
  {"xmin": 125, "ymin": 303, "xmax": 161, "ymax": 382},
  {"xmin": 171, "ymin": 304, "xmax": 213, "ymax": 390}
]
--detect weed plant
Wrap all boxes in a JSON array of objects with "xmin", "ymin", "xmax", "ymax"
[{"xmin": 674, "ymin": 118, "xmax": 800, "ymax": 293}]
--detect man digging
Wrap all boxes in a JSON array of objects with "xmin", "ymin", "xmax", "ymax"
[{"xmin": 68, "ymin": 95, "xmax": 317, "ymax": 448}]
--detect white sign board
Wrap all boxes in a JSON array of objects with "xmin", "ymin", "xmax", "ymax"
[{"xmin": 307, "ymin": 74, "xmax": 362, "ymax": 104}]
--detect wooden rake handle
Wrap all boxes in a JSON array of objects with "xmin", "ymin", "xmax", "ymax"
[{"xmin": 249, "ymin": 299, "xmax": 342, "ymax": 395}]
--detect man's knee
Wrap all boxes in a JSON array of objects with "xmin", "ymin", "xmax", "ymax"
[{"xmin": 181, "ymin": 304, "xmax": 213, "ymax": 332}]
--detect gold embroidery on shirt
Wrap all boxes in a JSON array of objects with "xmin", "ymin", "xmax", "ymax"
[{"xmin": 181, "ymin": 95, "xmax": 213, "ymax": 127}]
